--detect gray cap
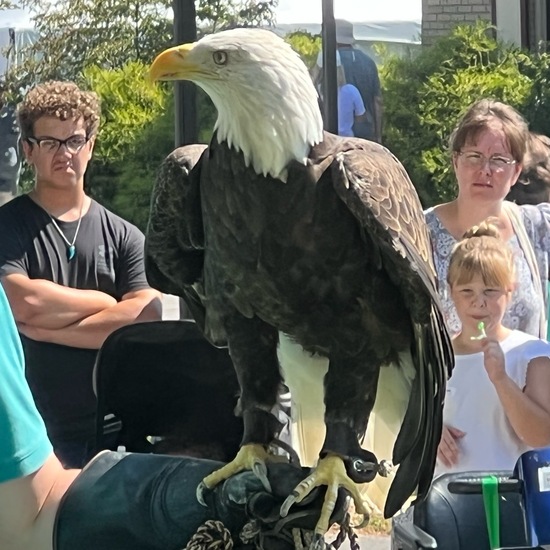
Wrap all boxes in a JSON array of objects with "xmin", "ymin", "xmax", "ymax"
[{"xmin": 335, "ymin": 19, "xmax": 355, "ymax": 45}]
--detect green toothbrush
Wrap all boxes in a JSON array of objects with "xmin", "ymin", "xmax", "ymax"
[{"xmin": 470, "ymin": 321, "xmax": 487, "ymax": 340}]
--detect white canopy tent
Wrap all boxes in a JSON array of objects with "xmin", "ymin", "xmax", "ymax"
[
  {"xmin": 273, "ymin": 20, "xmax": 421, "ymax": 65},
  {"xmin": 274, "ymin": 20, "xmax": 420, "ymax": 45},
  {"xmin": 0, "ymin": 9, "xmax": 36, "ymax": 78}
]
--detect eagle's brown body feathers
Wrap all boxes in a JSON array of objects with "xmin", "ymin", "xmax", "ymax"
[{"xmin": 146, "ymin": 131, "xmax": 452, "ymax": 517}]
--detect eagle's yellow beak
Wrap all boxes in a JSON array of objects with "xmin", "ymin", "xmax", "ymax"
[{"xmin": 149, "ymin": 42, "xmax": 197, "ymax": 82}]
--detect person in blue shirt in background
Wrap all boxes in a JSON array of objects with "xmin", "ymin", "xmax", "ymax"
[{"xmin": 335, "ymin": 56, "xmax": 368, "ymax": 137}]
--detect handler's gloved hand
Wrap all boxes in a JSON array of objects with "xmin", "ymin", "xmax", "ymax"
[
  {"xmin": 206, "ymin": 462, "xmax": 349, "ymax": 550},
  {"xmin": 55, "ymin": 452, "xmax": 350, "ymax": 550}
]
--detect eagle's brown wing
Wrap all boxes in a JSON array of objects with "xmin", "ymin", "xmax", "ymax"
[
  {"xmin": 145, "ymin": 144, "xmax": 208, "ymax": 328},
  {"xmin": 319, "ymin": 134, "xmax": 453, "ymax": 517}
]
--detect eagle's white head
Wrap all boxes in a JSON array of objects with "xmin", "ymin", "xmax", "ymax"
[{"xmin": 149, "ymin": 28, "xmax": 324, "ymax": 181}]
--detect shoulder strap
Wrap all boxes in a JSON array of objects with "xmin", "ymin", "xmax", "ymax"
[{"xmin": 503, "ymin": 201, "xmax": 547, "ymax": 339}]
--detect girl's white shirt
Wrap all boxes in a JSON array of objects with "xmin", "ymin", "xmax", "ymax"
[{"xmin": 435, "ymin": 330, "xmax": 550, "ymax": 476}]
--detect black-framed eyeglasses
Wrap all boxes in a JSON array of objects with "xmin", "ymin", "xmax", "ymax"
[
  {"xmin": 27, "ymin": 134, "xmax": 90, "ymax": 154},
  {"xmin": 457, "ymin": 151, "xmax": 517, "ymax": 172}
]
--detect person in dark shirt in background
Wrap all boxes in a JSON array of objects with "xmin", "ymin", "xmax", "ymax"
[
  {"xmin": 312, "ymin": 19, "xmax": 383, "ymax": 143},
  {"xmin": 0, "ymin": 81, "xmax": 22, "ymax": 205}
]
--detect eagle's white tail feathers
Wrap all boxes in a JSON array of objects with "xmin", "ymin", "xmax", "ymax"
[
  {"xmin": 278, "ymin": 333, "xmax": 328, "ymax": 467},
  {"xmin": 277, "ymin": 333, "xmax": 415, "ymax": 513},
  {"xmin": 364, "ymin": 352, "xmax": 416, "ymax": 512}
]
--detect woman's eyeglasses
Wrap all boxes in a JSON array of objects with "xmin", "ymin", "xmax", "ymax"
[
  {"xmin": 457, "ymin": 151, "xmax": 517, "ymax": 172},
  {"xmin": 27, "ymin": 135, "xmax": 89, "ymax": 154}
]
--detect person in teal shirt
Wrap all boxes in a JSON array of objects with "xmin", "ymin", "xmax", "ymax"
[
  {"xmin": 0, "ymin": 282, "xmax": 77, "ymax": 550},
  {"xmin": 0, "ymin": 281, "xmax": 52, "ymax": 483}
]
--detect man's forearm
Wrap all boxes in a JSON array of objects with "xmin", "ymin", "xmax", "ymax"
[
  {"xmin": 2, "ymin": 275, "xmax": 117, "ymax": 329},
  {"xmin": 19, "ymin": 290, "xmax": 162, "ymax": 349}
]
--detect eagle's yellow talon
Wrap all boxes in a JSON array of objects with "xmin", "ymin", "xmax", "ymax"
[
  {"xmin": 284, "ymin": 454, "xmax": 370, "ymax": 537},
  {"xmin": 200, "ymin": 443, "xmax": 270, "ymax": 492}
]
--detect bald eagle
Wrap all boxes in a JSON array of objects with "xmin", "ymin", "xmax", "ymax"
[{"xmin": 147, "ymin": 28, "xmax": 452, "ymax": 537}]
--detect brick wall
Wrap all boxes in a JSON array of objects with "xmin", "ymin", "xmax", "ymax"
[{"xmin": 422, "ymin": 0, "xmax": 493, "ymax": 45}]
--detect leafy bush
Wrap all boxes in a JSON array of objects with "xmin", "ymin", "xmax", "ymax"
[
  {"xmin": 81, "ymin": 62, "xmax": 174, "ymax": 229},
  {"xmin": 82, "ymin": 62, "xmax": 169, "ymax": 162},
  {"xmin": 285, "ymin": 30, "xmax": 322, "ymax": 70}
]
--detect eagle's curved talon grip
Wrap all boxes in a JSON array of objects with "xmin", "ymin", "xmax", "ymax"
[
  {"xmin": 352, "ymin": 511, "xmax": 370, "ymax": 529},
  {"xmin": 252, "ymin": 459, "xmax": 271, "ymax": 492}
]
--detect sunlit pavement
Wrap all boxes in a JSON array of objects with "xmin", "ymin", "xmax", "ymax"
[
  {"xmin": 362, "ymin": 535, "xmax": 390, "ymax": 550},
  {"xmin": 328, "ymin": 534, "xmax": 390, "ymax": 549}
]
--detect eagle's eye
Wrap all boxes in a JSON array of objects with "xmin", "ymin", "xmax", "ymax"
[{"xmin": 212, "ymin": 51, "xmax": 228, "ymax": 66}]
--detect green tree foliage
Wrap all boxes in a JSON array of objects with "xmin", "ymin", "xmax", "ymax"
[
  {"xmin": 381, "ymin": 21, "xmax": 550, "ymax": 206},
  {"xmin": 517, "ymin": 48, "xmax": 550, "ymax": 136},
  {"xmin": 0, "ymin": 1, "xmax": 18, "ymax": 9},
  {"xmin": 82, "ymin": 62, "xmax": 169, "ymax": 163},
  {"xmin": 5, "ymin": 0, "xmax": 173, "ymax": 96},
  {"xmin": 86, "ymin": 103, "xmax": 175, "ymax": 231},
  {"xmin": 77, "ymin": 62, "xmax": 172, "ymax": 231},
  {"xmin": 4, "ymin": 0, "xmax": 278, "ymax": 95},
  {"xmin": 197, "ymin": 0, "xmax": 277, "ymax": 32},
  {"xmin": 284, "ymin": 30, "xmax": 322, "ymax": 70}
]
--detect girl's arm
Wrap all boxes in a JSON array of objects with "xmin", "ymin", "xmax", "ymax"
[{"xmin": 485, "ymin": 339, "xmax": 550, "ymax": 447}]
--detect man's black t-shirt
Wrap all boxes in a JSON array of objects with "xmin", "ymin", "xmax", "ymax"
[{"xmin": 0, "ymin": 195, "xmax": 149, "ymax": 441}]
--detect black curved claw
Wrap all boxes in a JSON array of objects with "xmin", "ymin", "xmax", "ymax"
[
  {"xmin": 280, "ymin": 491, "xmax": 299, "ymax": 518},
  {"xmin": 252, "ymin": 458, "xmax": 271, "ymax": 493},
  {"xmin": 343, "ymin": 449, "xmax": 379, "ymax": 483},
  {"xmin": 352, "ymin": 510, "xmax": 370, "ymax": 529},
  {"xmin": 309, "ymin": 532, "xmax": 326, "ymax": 550},
  {"xmin": 196, "ymin": 480, "xmax": 211, "ymax": 507}
]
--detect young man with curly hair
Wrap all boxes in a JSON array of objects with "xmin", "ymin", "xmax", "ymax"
[{"xmin": 0, "ymin": 81, "xmax": 162, "ymax": 468}]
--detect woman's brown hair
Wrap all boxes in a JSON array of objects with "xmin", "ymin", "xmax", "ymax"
[{"xmin": 449, "ymin": 99, "xmax": 529, "ymax": 163}]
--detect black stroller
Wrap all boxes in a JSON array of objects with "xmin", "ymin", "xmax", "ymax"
[
  {"xmin": 392, "ymin": 447, "xmax": 550, "ymax": 550},
  {"xmin": 93, "ymin": 320, "xmax": 243, "ymax": 461}
]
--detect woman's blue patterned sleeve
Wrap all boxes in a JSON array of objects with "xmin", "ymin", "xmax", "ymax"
[
  {"xmin": 520, "ymin": 203, "xmax": 550, "ymax": 281},
  {"xmin": 536, "ymin": 202, "xmax": 550, "ymax": 233}
]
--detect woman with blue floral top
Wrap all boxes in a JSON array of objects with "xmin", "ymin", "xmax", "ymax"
[{"xmin": 425, "ymin": 99, "xmax": 550, "ymax": 340}]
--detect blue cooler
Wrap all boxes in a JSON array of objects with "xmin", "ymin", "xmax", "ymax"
[{"xmin": 515, "ymin": 447, "xmax": 550, "ymax": 546}]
